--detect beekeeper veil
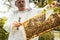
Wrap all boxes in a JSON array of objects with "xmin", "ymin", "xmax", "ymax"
[{"xmin": 10, "ymin": 0, "xmax": 30, "ymax": 10}]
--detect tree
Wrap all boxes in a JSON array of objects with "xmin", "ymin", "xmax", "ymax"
[{"xmin": 0, "ymin": 17, "xmax": 9, "ymax": 40}]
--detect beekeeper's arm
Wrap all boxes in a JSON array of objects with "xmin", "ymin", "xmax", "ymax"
[{"xmin": 4, "ymin": 10, "xmax": 21, "ymax": 33}]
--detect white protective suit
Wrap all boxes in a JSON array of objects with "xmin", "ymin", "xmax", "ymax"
[{"xmin": 4, "ymin": 0, "xmax": 54, "ymax": 40}]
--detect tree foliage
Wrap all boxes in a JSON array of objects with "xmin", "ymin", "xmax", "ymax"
[{"xmin": 0, "ymin": 17, "xmax": 9, "ymax": 40}]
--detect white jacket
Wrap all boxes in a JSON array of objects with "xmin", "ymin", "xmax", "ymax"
[{"xmin": 4, "ymin": 5, "xmax": 53, "ymax": 40}]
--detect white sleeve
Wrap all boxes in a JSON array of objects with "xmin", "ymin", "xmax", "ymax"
[
  {"xmin": 43, "ymin": 4, "xmax": 50, "ymax": 9},
  {"xmin": 35, "ymin": 4, "xmax": 50, "ymax": 13},
  {"xmin": 4, "ymin": 10, "xmax": 17, "ymax": 33}
]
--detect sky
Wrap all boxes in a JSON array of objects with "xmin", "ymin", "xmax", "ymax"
[{"xmin": 0, "ymin": 0, "xmax": 9, "ymax": 18}]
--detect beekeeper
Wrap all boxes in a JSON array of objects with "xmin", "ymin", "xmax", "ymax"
[{"xmin": 4, "ymin": 0, "xmax": 58, "ymax": 40}]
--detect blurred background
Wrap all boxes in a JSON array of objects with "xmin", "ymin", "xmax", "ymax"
[{"xmin": 0, "ymin": 0, "xmax": 60, "ymax": 40}]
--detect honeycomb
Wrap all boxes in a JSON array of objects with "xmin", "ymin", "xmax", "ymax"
[{"xmin": 23, "ymin": 13, "xmax": 60, "ymax": 40}]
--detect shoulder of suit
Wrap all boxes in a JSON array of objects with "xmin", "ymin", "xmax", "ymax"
[
  {"xmin": 8, "ymin": 8, "xmax": 17, "ymax": 17},
  {"xmin": 9, "ymin": 8, "xmax": 18, "ymax": 13}
]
